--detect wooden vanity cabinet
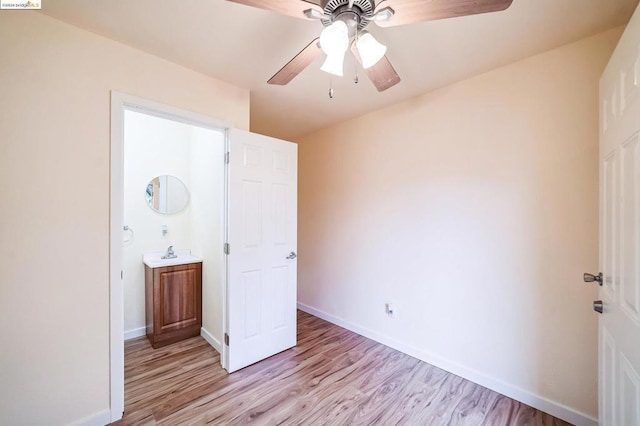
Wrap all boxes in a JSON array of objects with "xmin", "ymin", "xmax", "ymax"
[{"xmin": 145, "ymin": 262, "xmax": 202, "ymax": 349}]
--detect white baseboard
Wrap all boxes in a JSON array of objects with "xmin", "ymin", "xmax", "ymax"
[
  {"xmin": 124, "ymin": 326, "xmax": 146, "ymax": 341},
  {"xmin": 201, "ymin": 327, "xmax": 222, "ymax": 354},
  {"xmin": 297, "ymin": 302, "xmax": 597, "ymax": 426},
  {"xmin": 69, "ymin": 409, "xmax": 111, "ymax": 426}
]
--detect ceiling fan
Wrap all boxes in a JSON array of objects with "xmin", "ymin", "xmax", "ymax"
[{"xmin": 227, "ymin": 0, "xmax": 514, "ymax": 92}]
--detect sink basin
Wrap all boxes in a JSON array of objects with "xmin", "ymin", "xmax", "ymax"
[{"xmin": 143, "ymin": 249, "xmax": 202, "ymax": 268}]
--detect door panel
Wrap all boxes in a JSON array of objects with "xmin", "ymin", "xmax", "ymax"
[
  {"xmin": 599, "ymin": 5, "xmax": 640, "ymax": 424},
  {"xmin": 243, "ymin": 180, "xmax": 263, "ymax": 247},
  {"xmin": 621, "ymin": 353, "xmax": 640, "ymax": 426},
  {"xmin": 227, "ymin": 129, "xmax": 298, "ymax": 373},
  {"xmin": 601, "ymin": 327, "xmax": 616, "ymax": 426},
  {"xmin": 621, "ymin": 136, "xmax": 640, "ymax": 322},
  {"xmin": 242, "ymin": 270, "xmax": 262, "ymax": 338},
  {"xmin": 602, "ymin": 152, "xmax": 618, "ymax": 297},
  {"xmin": 272, "ymin": 265, "xmax": 288, "ymax": 329}
]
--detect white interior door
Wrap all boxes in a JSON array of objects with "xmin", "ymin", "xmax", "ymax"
[
  {"xmin": 599, "ymin": 6, "xmax": 640, "ymax": 425},
  {"xmin": 226, "ymin": 129, "xmax": 298, "ymax": 373}
]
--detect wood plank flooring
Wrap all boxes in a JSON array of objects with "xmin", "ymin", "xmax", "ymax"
[{"xmin": 112, "ymin": 311, "xmax": 571, "ymax": 425}]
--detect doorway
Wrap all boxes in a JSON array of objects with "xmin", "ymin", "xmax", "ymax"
[
  {"xmin": 110, "ymin": 93, "xmax": 299, "ymax": 422},
  {"xmin": 110, "ymin": 92, "xmax": 231, "ymax": 421},
  {"xmin": 122, "ymin": 109, "xmax": 226, "ymax": 348}
]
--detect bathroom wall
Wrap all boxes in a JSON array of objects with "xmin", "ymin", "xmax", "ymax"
[
  {"xmin": 189, "ymin": 126, "xmax": 226, "ymax": 347},
  {"xmin": 123, "ymin": 111, "xmax": 225, "ymax": 346},
  {"xmin": 123, "ymin": 110, "xmax": 193, "ymax": 337}
]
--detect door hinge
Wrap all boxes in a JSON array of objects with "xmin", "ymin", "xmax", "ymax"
[
  {"xmin": 225, "ymin": 152, "xmax": 230, "ymax": 164},
  {"xmin": 224, "ymin": 243, "xmax": 230, "ymax": 255},
  {"xmin": 121, "ymin": 270, "xmax": 123, "ymax": 279},
  {"xmin": 224, "ymin": 333, "xmax": 229, "ymax": 346}
]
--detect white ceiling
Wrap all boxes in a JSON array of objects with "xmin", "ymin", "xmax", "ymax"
[{"xmin": 41, "ymin": 0, "xmax": 639, "ymax": 140}]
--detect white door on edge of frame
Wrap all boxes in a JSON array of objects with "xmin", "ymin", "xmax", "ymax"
[
  {"xmin": 598, "ymin": 5, "xmax": 640, "ymax": 425},
  {"xmin": 225, "ymin": 129, "xmax": 298, "ymax": 373}
]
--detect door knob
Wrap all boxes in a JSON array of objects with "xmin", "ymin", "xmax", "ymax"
[
  {"xmin": 286, "ymin": 251, "xmax": 297, "ymax": 260},
  {"xmin": 593, "ymin": 300, "xmax": 603, "ymax": 314},
  {"xmin": 583, "ymin": 272, "xmax": 603, "ymax": 286}
]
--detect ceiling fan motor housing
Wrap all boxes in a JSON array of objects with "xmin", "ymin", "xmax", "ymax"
[{"xmin": 321, "ymin": 0, "xmax": 375, "ymax": 31}]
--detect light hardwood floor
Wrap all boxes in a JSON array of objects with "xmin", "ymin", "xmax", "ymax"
[{"xmin": 112, "ymin": 311, "xmax": 571, "ymax": 425}]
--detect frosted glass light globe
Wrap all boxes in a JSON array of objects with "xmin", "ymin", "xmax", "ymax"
[
  {"xmin": 319, "ymin": 21, "xmax": 349, "ymax": 76},
  {"xmin": 356, "ymin": 31, "xmax": 387, "ymax": 69}
]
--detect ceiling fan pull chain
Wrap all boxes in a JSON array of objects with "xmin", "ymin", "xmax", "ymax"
[
  {"xmin": 329, "ymin": 77, "xmax": 334, "ymax": 99},
  {"xmin": 354, "ymin": 28, "xmax": 359, "ymax": 84},
  {"xmin": 354, "ymin": 59, "xmax": 359, "ymax": 84}
]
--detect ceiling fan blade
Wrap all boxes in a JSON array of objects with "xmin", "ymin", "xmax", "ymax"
[
  {"xmin": 374, "ymin": 0, "xmax": 513, "ymax": 27},
  {"xmin": 226, "ymin": 0, "xmax": 322, "ymax": 20},
  {"xmin": 362, "ymin": 56, "xmax": 401, "ymax": 92},
  {"xmin": 351, "ymin": 44, "xmax": 400, "ymax": 92},
  {"xmin": 268, "ymin": 38, "xmax": 322, "ymax": 85}
]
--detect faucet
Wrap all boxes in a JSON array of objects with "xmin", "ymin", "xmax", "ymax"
[{"xmin": 161, "ymin": 245, "xmax": 177, "ymax": 259}]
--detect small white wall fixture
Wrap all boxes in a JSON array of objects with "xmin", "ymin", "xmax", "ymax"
[{"xmin": 110, "ymin": 92, "xmax": 230, "ymax": 422}]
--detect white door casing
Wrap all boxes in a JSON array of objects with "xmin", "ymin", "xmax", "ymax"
[
  {"xmin": 110, "ymin": 92, "xmax": 232, "ymax": 421},
  {"xmin": 226, "ymin": 129, "xmax": 298, "ymax": 373},
  {"xmin": 599, "ymin": 6, "xmax": 640, "ymax": 426}
]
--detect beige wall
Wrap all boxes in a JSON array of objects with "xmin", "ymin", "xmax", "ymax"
[
  {"xmin": 0, "ymin": 12, "xmax": 248, "ymax": 426},
  {"xmin": 297, "ymin": 28, "xmax": 622, "ymax": 422}
]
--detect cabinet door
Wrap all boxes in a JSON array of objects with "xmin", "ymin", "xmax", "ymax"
[{"xmin": 155, "ymin": 264, "xmax": 202, "ymax": 334}]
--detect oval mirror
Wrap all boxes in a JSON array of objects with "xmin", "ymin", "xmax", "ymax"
[{"xmin": 144, "ymin": 175, "xmax": 189, "ymax": 214}]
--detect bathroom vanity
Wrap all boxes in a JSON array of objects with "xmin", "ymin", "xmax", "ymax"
[{"xmin": 143, "ymin": 250, "xmax": 202, "ymax": 349}]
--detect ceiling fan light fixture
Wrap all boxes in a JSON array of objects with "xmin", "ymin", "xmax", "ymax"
[
  {"xmin": 321, "ymin": 52, "xmax": 346, "ymax": 76},
  {"xmin": 356, "ymin": 31, "xmax": 387, "ymax": 69},
  {"xmin": 319, "ymin": 20, "xmax": 349, "ymax": 76},
  {"xmin": 320, "ymin": 20, "xmax": 349, "ymax": 55}
]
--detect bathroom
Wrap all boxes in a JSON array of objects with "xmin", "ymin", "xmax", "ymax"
[{"xmin": 122, "ymin": 109, "xmax": 226, "ymax": 351}]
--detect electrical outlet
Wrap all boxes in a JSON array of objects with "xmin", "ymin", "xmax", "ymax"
[{"xmin": 385, "ymin": 303, "xmax": 395, "ymax": 318}]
